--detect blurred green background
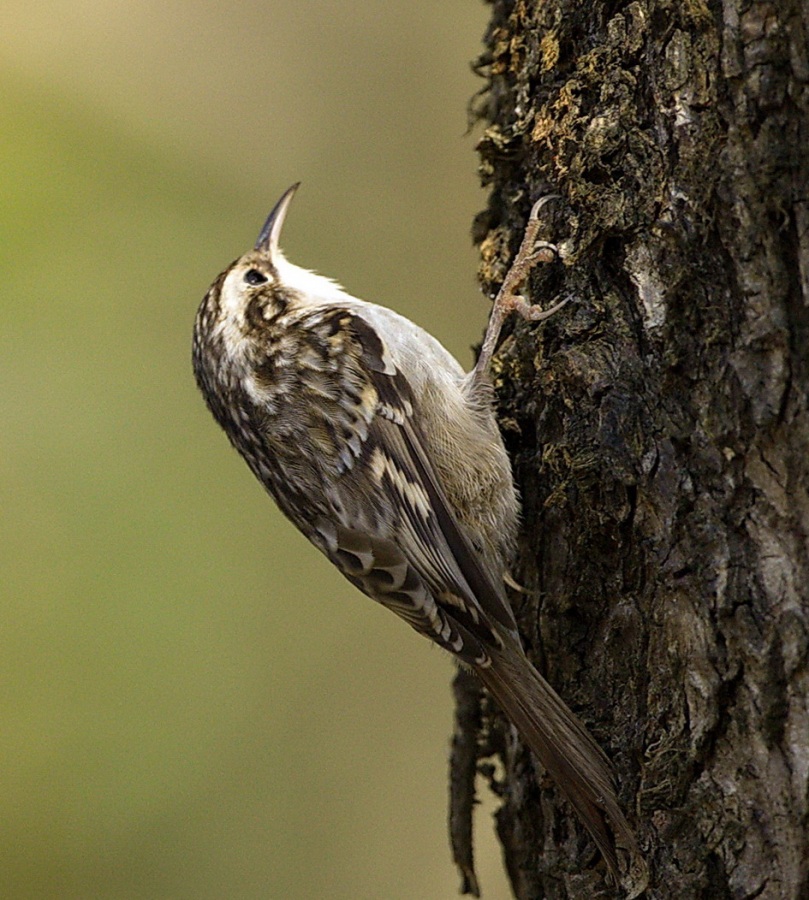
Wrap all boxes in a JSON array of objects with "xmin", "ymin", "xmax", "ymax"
[{"xmin": 1, "ymin": 2, "xmax": 513, "ymax": 898}]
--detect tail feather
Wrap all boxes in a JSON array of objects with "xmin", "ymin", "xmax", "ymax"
[{"xmin": 476, "ymin": 637, "xmax": 641, "ymax": 883}]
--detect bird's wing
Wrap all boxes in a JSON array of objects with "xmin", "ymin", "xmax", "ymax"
[{"xmin": 304, "ymin": 308, "xmax": 518, "ymax": 665}]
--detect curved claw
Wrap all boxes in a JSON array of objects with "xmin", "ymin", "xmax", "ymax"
[{"xmin": 529, "ymin": 193, "xmax": 561, "ymax": 221}]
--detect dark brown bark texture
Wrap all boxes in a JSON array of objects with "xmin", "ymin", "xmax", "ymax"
[{"xmin": 457, "ymin": 1, "xmax": 809, "ymax": 897}]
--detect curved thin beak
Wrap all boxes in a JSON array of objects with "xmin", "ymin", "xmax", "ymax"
[{"xmin": 255, "ymin": 182, "xmax": 301, "ymax": 253}]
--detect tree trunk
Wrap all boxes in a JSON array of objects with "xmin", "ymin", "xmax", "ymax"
[{"xmin": 451, "ymin": 1, "xmax": 809, "ymax": 897}]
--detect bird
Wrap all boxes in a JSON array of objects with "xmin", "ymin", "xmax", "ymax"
[{"xmin": 192, "ymin": 184, "xmax": 641, "ymax": 886}]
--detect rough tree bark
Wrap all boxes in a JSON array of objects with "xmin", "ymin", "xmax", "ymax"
[{"xmin": 451, "ymin": 1, "xmax": 809, "ymax": 897}]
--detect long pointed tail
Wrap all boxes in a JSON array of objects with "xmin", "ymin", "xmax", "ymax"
[{"xmin": 476, "ymin": 636, "xmax": 645, "ymax": 888}]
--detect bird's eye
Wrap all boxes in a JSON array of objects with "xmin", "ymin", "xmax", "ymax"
[{"xmin": 244, "ymin": 268, "xmax": 268, "ymax": 286}]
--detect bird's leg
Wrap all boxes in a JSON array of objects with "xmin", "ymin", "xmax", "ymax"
[{"xmin": 473, "ymin": 196, "xmax": 568, "ymax": 381}]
